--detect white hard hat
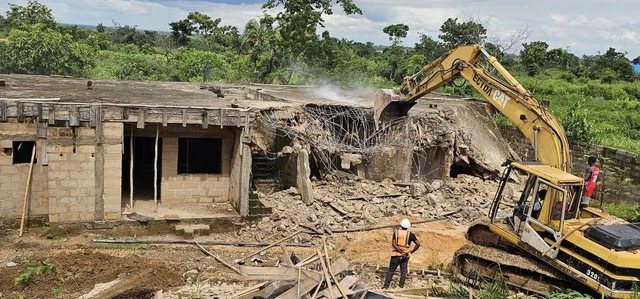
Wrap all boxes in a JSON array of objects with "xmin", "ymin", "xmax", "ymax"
[{"xmin": 400, "ymin": 218, "xmax": 411, "ymax": 229}]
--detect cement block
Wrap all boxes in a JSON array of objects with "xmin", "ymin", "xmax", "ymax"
[
  {"xmin": 57, "ymin": 213, "xmax": 80, "ymax": 222},
  {"xmin": 104, "ymin": 212, "xmax": 121, "ymax": 220},
  {"xmin": 183, "ymin": 182, "xmax": 200, "ymax": 189},
  {"xmin": 49, "ymin": 205, "xmax": 69, "ymax": 214}
]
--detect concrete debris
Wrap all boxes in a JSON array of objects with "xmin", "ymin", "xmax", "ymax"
[
  {"xmin": 241, "ymin": 173, "xmax": 504, "ymax": 244},
  {"xmin": 6, "ymin": 262, "xmax": 17, "ymax": 267}
]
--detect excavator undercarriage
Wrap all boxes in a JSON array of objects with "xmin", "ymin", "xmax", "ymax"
[{"xmin": 453, "ymin": 219, "xmax": 574, "ymax": 296}]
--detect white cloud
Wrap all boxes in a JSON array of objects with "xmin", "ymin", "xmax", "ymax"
[
  {"xmin": 550, "ymin": 13, "xmax": 567, "ymax": 23},
  {"xmin": 1, "ymin": 0, "xmax": 638, "ymax": 57}
]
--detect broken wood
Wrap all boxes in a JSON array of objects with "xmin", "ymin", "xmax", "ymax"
[
  {"xmin": 80, "ymin": 268, "xmax": 153, "ymax": 299},
  {"xmin": 328, "ymin": 202, "xmax": 348, "ymax": 215},
  {"xmin": 318, "ymin": 276, "xmax": 357, "ymax": 298},
  {"xmin": 91, "ymin": 239, "xmax": 311, "ymax": 247},
  {"xmin": 279, "ymin": 244, "xmax": 294, "ymax": 267},
  {"xmin": 316, "ymin": 250, "xmax": 335, "ymax": 299},
  {"xmin": 346, "ymin": 193, "xmax": 402, "ymax": 201},
  {"xmin": 19, "ymin": 142, "xmax": 37, "ymax": 237},
  {"xmin": 239, "ymin": 266, "xmax": 321, "ymax": 281},
  {"xmin": 323, "ymin": 238, "xmax": 349, "ymax": 299},
  {"xmin": 229, "ymin": 282, "xmax": 269, "ymax": 298},
  {"xmin": 237, "ymin": 229, "xmax": 303, "ymax": 263},
  {"xmin": 194, "ymin": 240, "xmax": 244, "ymax": 275},
  {"xmin": 276, "ymin": 257, "xmax": 349, "ymax": 299}
]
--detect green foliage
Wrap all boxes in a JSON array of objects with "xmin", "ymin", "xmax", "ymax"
[
  {"xmin": 547, "ymin": 291, "xmax": 593, "ymax": 299},
  {"xmin": 604, "ymin": 202, "xmax": 640, "ymax": 222},
  {"xmin": 14, "ymin": 260, "xmax": 58, "ymax": 286},
  {"xmin": 1, "ymin": 24, "xmax": 96, "ymax": 77},
  {"xmin": 438, "ymin": 17, "xmax": 486, "ymax": 48},
  {"xmin": 383, "ymin": 23, "xmax": 409, "ymax": 45},
  {"xmin": 520, "ymin": 41, "xmax": 549, "ymax": 76},
  {"xmin": 414, "ymin": 33, "xmax": 446, "ymax": 63},
  {"xmin": 5, "ymin": 0, "xmax": 55, "ymax": 31}
]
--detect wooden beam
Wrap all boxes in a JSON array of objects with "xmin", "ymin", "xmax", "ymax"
[
  {"xmin": 90, "ymin": 106, "xmax": 97, "ymax": 127},
  {"xmin": 69, "ymin": 106, "xmax": 80, "ymax": 126},
  {"xmin": 239, "ymin": 266, "xmax": 321, "ymax": 281},
  {"xmin": 275, "ymin": 258, "xmax": 350, "ymax": 299},
  {"xmin": 0, "ymin": 101, "xmax": 6, "ymax": 121},
  {"xmin": 129, "ymin": 125, "xmax": 134, "ymax": 211},
  {"xmin": 153, "ymin": 124, "xmax": 159, "ymax": 213},
  {"xmin": 162, "ymin": 109, "xmax": 168, "ymax": 127},
  {"xmin": 136, "ymin": 109, "xmax": 145, "ymax": 129},
  {"xmin": 202, "ymin": 110, "xmax": 209, "ymax": 129},
  {"xmin": 36, "ymin": 104, "xmax": 43, "ymax": 121},
  {"xmin": 182, "ymin": 109, "xmax": 187, "ymax": 127},
  {"xmin": 16, "ymin": 102, "xmax": 24, "ymax": 122},
  {"xmin": 220, "ymin": 109, "xmax": 224, "ymax": 128},
  {"xmin": 36, "ymin": 123, "xmax": 47, "ymax": 139}
]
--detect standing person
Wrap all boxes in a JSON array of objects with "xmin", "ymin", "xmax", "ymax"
[
  {"xmin": 382, "ymin": 218, "xmax": 420, "ymax": 289},
  {"xmin": 582, "ymin": 156, "xmax": 600, "ymax": 208}
]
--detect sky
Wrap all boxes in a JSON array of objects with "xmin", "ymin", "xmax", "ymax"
[{"xmin": 1, "ymin": 0, "xmax": 639, "ymax": 58}]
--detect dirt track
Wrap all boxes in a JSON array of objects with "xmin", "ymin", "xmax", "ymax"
[{"xmin": 0, "ymin": 216, "xmax": 469, "ymax": 298}]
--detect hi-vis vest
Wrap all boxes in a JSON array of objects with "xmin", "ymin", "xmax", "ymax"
[{"xmin": 391, "ymin": 229, "xmax": 412, "ymax": 256}]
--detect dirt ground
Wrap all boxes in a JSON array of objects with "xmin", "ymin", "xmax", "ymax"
[{"xmin": 0, "ymin": 216, "xmax": 468, "ymax": 299}]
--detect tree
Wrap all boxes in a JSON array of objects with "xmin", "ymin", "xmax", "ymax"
[
  {"xmin": 383, "ymin": 23, "xmax": 409, "ymax": 46},
  {"xmin": 412, "ymin": 33, "xmax": 446, "ymax": 67},
  {"xmin": 96, "ymin": 23, "xmax": 106, "ymax": 33},
  {"xmin": 438, "ymin": 17, "xmax": 486, "ymax": 48},
  {"xmin": 520, "ymin": 41, "xmax": 549, "ymax": 76},
  {"xmin": 592, "ymin": 47, "xmax": 634, "ymax": 82},
  {"xmin": 5, "ymin": 0, "xmax": 55, "ymax": 31},
  {"xmin": 169, "ymin": 19, "xmax": 193, "ymax": 47},
  {"xmin": 1, "ymin": 24, "xmax": 95, "ymax": 76},
  {"xmin": 262, "ymin": 0, "xmax": 362, "ymax": 84}
]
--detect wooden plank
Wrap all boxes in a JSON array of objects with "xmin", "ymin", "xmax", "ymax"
[
  {"xmin": 276, "ymin": 258, "xmax": 349, "ymax": 299},
  {"xmin": 36, "ymin": 123, "xmax": 47, "ymax": 139},
  {"xmin": 136, "ymin": 109, "xmax": 145, "ymax": 129},
  {"xmin": 69, "ymin": 106, "xmax": 80, "ymax": 126},
  {"xmin": 79, "ymin": 268, "xmax": 153, "ymax": 299},
  {"xmin": 36, "ymin": 104, "xmax": 43, "ymax": 121},
  {"xmin": 194, "ymin": 240, "xmax": 244, "ymax": 276},
  {"xmin": 162, "ymin": 110, "xmax": 168, "ymax": 127},
  {"xmin": 239, "ymin": 266, "xmax": 321, "ymax": 281},
  {"xmin": 318, "ymin": 276, "xmax": 357, "ymax": 298},
  {"xmin": 90, "ymin": 106, "xmax": 97, "ymax": 128},
  {"xmin": 220, "ymin": 109, "xmax": 224, "ymax": 128},
  {"xmin": 182, "ymin": 109, "xmax": 187, "ymax": 127},
  {"xmin": 16, "ymin": 102, "xmax": 24, "ymax": 122},
  {"xmin": 0, "ymin": 101, "xmax": 7, "ymax": 121},
  {"xmin": 202, "ymin": 110, "xmax": 209, "ymax": 129},
  {"xmin": 47, "ymin": 104, "xmax": 55, "ymax": 125}
]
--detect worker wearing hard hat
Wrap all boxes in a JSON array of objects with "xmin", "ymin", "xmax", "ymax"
[{"xmin": 382, "ymin": 218, "xmax": 421, "ymax": 289}]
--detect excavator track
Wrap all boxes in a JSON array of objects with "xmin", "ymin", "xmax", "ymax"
[{"xmin": 453, "ymin": 220, "xmax": 572, "ymax": 296}]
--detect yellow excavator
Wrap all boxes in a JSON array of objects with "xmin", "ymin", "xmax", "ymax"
[{"xmin": 374, "ymin": 45, "xmax": 640, "ymax": 298}]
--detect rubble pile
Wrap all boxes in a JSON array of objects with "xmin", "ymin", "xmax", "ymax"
[{"xmin": 241, "ymin": 173, "xmax": 502, "ymax": 243}]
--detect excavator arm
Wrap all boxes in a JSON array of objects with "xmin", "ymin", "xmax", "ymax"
[{"xmin": 374, "ymin": 44, "xmax": 572, "ymax": 172}]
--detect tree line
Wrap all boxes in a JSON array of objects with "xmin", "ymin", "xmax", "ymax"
[
  {"xmin": 0, "ymin": 1, "xmax": 638, "ymax": 153},
  {"xmin": 0, "ymin": 1, "xmax": 636, "ymax": 85}
]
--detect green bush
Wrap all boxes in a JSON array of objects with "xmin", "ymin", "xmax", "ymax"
[{"xmin": 604, "ymin": 202, "xmax": 640, "ymax": 222}]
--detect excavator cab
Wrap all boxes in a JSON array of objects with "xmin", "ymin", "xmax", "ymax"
[{"xmin": 489, "ymin": 161, "xmax": 587, "ymax": 258}]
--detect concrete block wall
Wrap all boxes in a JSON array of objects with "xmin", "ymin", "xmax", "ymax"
[
  {"xmin": 46, "ymin": 127, "xmax": 97, "ymax": 222},
  {"xmin": 157, "ymin": 125, "xmax": 236, "ymax": 205},
  {"xmin": 103, "ymin": 123, "xmax": 123, "ymax": 220},
  {"xmin": 0, "ymin": 122, "xmax": 48, "ymax": 218}
]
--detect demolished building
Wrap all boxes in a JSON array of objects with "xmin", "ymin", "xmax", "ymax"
[{"xmin": 0, "ymin": 74, "xmax": 519, "ymax": 223}]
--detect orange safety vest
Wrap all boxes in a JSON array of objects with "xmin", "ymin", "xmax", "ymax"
[{"xmin": 391, "ymin": 229, "xmax": 412, "ymax": 256}]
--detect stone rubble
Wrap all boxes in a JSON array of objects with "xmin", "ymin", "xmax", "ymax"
[{"xmin": 237, "ymin": 173, "xmax": 505, "ymax": 244}]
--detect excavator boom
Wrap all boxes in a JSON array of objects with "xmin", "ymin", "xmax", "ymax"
[{"xmin": 373, "ymin": 44, "xmax": 571, "ymax": 172}]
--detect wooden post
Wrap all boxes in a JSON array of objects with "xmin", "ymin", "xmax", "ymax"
[
  {"xmin": 19, "ymin": 143, "xmax": 37, "ymax": 237},
  {"xmin": 129, "ymin": 125, "xmax": 134, "ymax": 211},
  {"xmin": 153, "ymin": 124, "xmax": 159, "ymax": 213}
]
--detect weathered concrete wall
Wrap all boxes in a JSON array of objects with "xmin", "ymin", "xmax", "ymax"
[
  {"xmin": 47, "ymin": 126, "xmax": 97, "ymax": 222},
  {"xmin": 499, "ymin": 125, "xmax": 640, "ymax": 203},
  {"xmin": 0, "ymin": 122, "xmax": 48, "ymax": 218}
]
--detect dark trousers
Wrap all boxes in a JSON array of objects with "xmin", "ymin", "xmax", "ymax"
[{"xmin": 383, "ymin": 256, "xmax": 408, "ymax": 288}]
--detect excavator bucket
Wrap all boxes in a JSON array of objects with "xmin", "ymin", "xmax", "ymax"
[{"xmin": 373, "ymin": 89, "xmax": 418, "ymax": 125}]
